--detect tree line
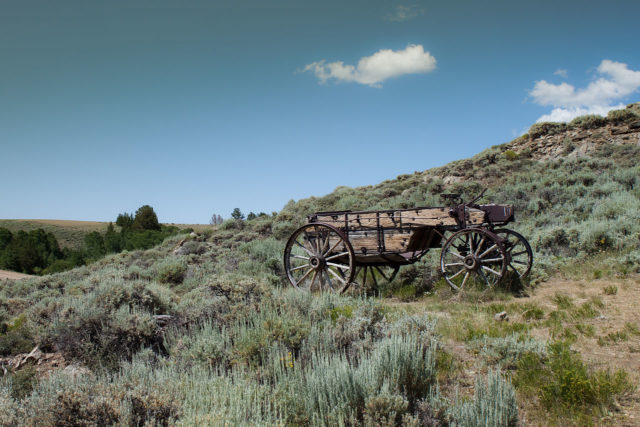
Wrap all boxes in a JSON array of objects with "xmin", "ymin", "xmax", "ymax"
[{"xmin": 0, "ymin": 205, "xmax": 184, "ymax": 275}]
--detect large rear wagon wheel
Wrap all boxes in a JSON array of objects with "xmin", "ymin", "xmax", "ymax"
[
  {"xmin": 440, "ymin": 228, "xmax": 507, "ymax": 291},
  {"xmin": 284, "ymin": 223, "xmax": 355, "ymax": 293},
  {"xmin": 493, "ymin": 228, "xmax": 533, "ymax": 279}
]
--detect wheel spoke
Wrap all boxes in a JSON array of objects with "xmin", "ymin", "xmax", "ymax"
[
  {"xmin": 318, "ymin": 268, "xmax": 326, "ymax": 291},
  {"xmin": 445, "ymin": 262, "xmax": 464, "ymax": 267},
  {"xmin": 370, "ymin": 268, "xmax": 378, "ymax": 289},
  {"xmin": 482, "ymin": 265, "xmax": 502, "ymax": 277},
  {"xmin": 325, "ymin": 251, "xmax": 349, "ymax": 261},
  {"xmin": 327, "ymin": 267, "xmax": 347, "ymax": 284},
  {"xmin": 374, "ymin": 266, "xmax": 389, "ymax": 282},
  {"xmin": 478, "ymin": 269, "xmax": 491, "ymax": 286},
  {"xmin": 323, "ymin": 238, "xmax": 342, "ymax": 257},
  {"xmin": 448, "ymin": 251, "xmax": 465, "ymax": 260},
  {"xmin": 295, "ymin": 240, "xmax": 315, "ymax": 257},
  {"xmin": 290, "ymin": 263, "xmax": 310, "ymax": 271},
  {"xmin": 474, "ymin": 236, "xmax": 486, "ymax": 256},
  {"xmin": 512, "ymin": 250, "xmax": 528, "ymax": 257},
  {"xmin": 512, "ymin": 260, "xmax": 528, "ymax": 265},
  {"xmin": 448, "ymin": 267, "xmax": 466, "ymax": 280},
  {"xmin": 509, "ymin": 264, "xmax": 523, "ymax": 277},
  {"xmin": 327, "ymin": 262, "xmax": 350, "ymax": 270},
  {"xmin": 324, "ymin": 270, "xmax": 335, "ymax": 290},
  {"xmin": 291, "ymin": 255, "xmax": 309, "ymax": 260},
  {"xmin": 461, "ymin": 272, "xmax": 470, "ymax": 288},
  {"xmin": 309, "ymin": 270, "xmax": 319, "ymax": 291},
  {"xmin": 478, "ymin": 244, "xmax": 498, "ymax": 259},
  {"xmin": 480, "ymin": 258, "xmax": 504, "ymax": 263},
  {"xmin": 294, "ymin": 268, "xmax": 314, "ymax": 288}
]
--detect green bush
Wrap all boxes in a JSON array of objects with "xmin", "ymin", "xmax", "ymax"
[
  {"xmin": 569, "ymin": 114, "xmax": 606, "ymax": 129},
  {"xmin": 607, "ymin": 108, "xmax": 638, "ymax": 124},
  {"xmin": 8, "ymin": 365, "xmax": 37, "ymax": 400},
  {"xmin": 473, "ymin": 333, "xmax": 547, "ymax": 369},
  {"xmin": 156, "ymin": 258, "xmax": 187, "ymax": 284},
  {"xmin": 504, "ymin": 150, "xmax": 519, "ymax": 161},
  {"xmin": 0, "ymin": 314, "xmax": 34, "ymax": 356},
  {"xmin": 528, "ymin": 122, "xmax": 567, "ymax": 139}
]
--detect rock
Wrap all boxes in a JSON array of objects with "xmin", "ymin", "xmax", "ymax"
[
  {"xmin": 173, "ymin": 245, "xmax": 189, "ymax": 255},
  {"xmin": 63, "ymin": 365, "xmax": 91, "ymax": 378},
  {"xmin": 629, "ymin": 120, "xmax": 640, "ymax": 130},
  {"xmin": 494, "ymin": 311, "xmax": 509, "ymax": 322},
  {"xmin": 154, "ymin": 314, "xmax": 173, "ymax": 327},
  {"xmin": 443, "ymin": 175, "xmax": 463, "ymax": 185}
]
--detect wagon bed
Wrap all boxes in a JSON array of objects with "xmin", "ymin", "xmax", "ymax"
[{"xmin": 309, "ymin": 204, "xmax": 513, "ymax": 261}]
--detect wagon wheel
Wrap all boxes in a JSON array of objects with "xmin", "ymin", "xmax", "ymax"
[
  {"xmin": 493, "ymin": 229, "xmax": 533, "ymax": 279},
  {"xmin": 284, "ymin": 223, "xmax": 355, "ymax": 293},
  {"xmin": 351, "ymin": 265, "xmax": 400, "ymax": 292},
  {"xmin": 440, "ymin": 228, "xmax": 507, "ymax": 291}
]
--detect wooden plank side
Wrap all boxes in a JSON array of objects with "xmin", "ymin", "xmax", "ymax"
[
  {"xmin": 383, "ymin": 230, "xmax": 411, "ymax": 252},
  {"xmin": 400, "ymin": 208, "xmax": 456, "ymax": 227},
  {"xmin": 348, "ymin": 231, "xmax": 379, "ymax": 254}
]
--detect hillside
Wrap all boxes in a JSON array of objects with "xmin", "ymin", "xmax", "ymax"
[{"xmin": 0, "ymin": 104, "xmax": 639, "ymax": 426}]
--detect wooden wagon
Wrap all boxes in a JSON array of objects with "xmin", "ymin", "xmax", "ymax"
[{"xmin": 283, "ymin": 192, "xmax": 533, "ymax": 293}]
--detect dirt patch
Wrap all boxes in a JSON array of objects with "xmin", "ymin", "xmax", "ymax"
[
  {"xmin": 512, "ymin": 278, "xmax": 640, "ymax": 424},
  {"xmin": 0, "ymin": 269, "xmax": 32, "ymax": 280}
]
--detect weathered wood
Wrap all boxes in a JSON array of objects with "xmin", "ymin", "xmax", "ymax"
[
  {"xmin": 384, "ymin": 230, "xmax": 411, "ymax": 252},
  {"xmin": 398, "ymin": 208, "xmax": 456, "ymax": 227},
  {"xmin": 467, "ymin": 208, "xmax": 485, "ymax": 225}
]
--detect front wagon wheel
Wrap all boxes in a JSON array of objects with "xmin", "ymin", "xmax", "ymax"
[
  {"xmin": 284, "ymin": 223, "xmax": 355, "ymax": 293},
  {"xmin": 440, "ymin": 228, "xmax": 507, "ymax": 291}
]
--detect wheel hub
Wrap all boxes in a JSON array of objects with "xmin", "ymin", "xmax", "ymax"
[
  {"xmin": 309, "ymin": 256, "xmax": 326, "ymax": 270},
  {"xmin": 463, "ymin": 255, "xmax": 479, "ymax": 271}
]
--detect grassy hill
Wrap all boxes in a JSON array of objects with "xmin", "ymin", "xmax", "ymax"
[{"xmin": 0, "ymin": 104, "xmax": 639, "ymax": 425}]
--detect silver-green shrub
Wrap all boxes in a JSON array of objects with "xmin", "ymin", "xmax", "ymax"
[{"xmin": 449, "ymin": 370, "xmax": 518, "ymax": 427}]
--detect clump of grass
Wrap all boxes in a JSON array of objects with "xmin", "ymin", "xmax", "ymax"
[
  {"xmin": 518, "ymin": 303, "xmax": 545, "ymax": 321},
  {"xmin": 514, "ymin": 341, "xmax": 634, "ymax": 417},
  {"xmin": 448, "ymin": 369, "xmax": 519, "ymax": 427},
  {"xmin": 471, "ymin": 333, "xmax": 547, "ymax": 369},
  {"xmin": 603, "ymin": 285, "xmax": 617, "ymax": 295},
  {"xmin": 552, "ymin": 293, "xmax": 574, "ymax": 310}
]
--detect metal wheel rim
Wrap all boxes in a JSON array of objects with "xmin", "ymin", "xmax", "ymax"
[
  {"xmin": 284, "ymin": 223, "xmax": 355, "ymax": 293},
  {"xmin": 493, "ymin": 228, "xmax": 533, "ymax": 279},
  {"xmin": 440, "ymin": 228, "xmax": 507, "ymax": 291}
]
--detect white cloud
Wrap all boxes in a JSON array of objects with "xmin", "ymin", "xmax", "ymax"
[
  {"xmin": 386, "ymin": 5, "xmax": 424, "ymax": 22},
  {"xmin": 530, "ymin": 60, "xmax": 640, "ymax": 122},
  {"xmin": 301, "ymin": 44, "xmax": 436, "ymax": 87},
  {"xmin": 553, "ymin": 68, "xmax": 568, "ymax": 78}
]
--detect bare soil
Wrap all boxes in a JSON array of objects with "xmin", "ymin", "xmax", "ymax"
[{"xmin": 0, "ymin": 269, "xmax": 32, "ymax": 280}]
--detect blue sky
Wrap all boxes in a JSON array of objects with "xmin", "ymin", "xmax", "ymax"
[{"xmin": 2, "ymin": 0, "xmax": 639, "ymax": 223}]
